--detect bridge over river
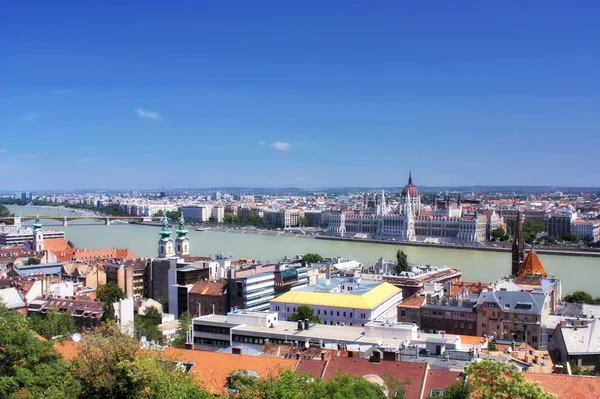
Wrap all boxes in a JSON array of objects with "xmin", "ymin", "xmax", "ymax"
[{"xmin": 0, "ymin": 215, "xmax": 154, "ymax": 226}]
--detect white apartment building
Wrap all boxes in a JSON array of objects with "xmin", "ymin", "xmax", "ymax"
[{"xmin": 181, "ymin": 205, "xmax": 212, "ymax": 222}]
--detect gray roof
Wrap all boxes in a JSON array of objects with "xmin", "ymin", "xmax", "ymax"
[
  {"xmin": 13, "ymin": 262, "xmax": 64, "ymax": 277},
  {"xmin": 560, "ymin": 319, "xmax": 600, "ymax": 355},
  {"xmin": 477, "ymin": 290, "xmax": 545, "ymax": 315},
  {"xmin": 0, "ymin": 287, "xmax": 26, "ymax": 309}
]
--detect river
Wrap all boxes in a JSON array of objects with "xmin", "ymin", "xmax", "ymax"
[{"xmin": 6, "ymin": 205, "xmax": 598, "ymax": 296}]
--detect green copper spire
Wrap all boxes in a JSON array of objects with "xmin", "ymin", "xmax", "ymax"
[
  {"xmin": 159, "ymin": 214, "xmax": 172, "ymax": 241},
  {"xmin": 33, "ymin": 213, "xmax": 42, "ymax": 231},
  {"xmin": 176, "ymin": 214, "xmax": 188, "ymax": 238}
]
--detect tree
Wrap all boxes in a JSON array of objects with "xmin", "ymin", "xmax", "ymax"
[
  {"xmin": 463, "ymin": 360, "xmax": 555, "ymax": 399},
  {"xmin": 583, "ymin": 235, "xmax": 595, "ymax": 245},
  {"xmin": 564, "ymin": 290, "xmax": 595, "ymax": 304},
  {"xmin": 437, "ymin": 381, "xmax": 472, "ymax": 399},
  {"xmin": 491, "ymin": 227, "xmax": 508, "ymax": 242},
  {"xmin": 547, "ymin": 236, "xmax": 557, "ymax": 245},
  {"xmin": 0, "ymin": 302, "xmax": 80, "ymax": 399},
  {"xmin": 96, "ymin": 282, "xmax": 125, "ymax": 321},
  {"xmin": 571, "ymin": 233, "xmax": 580, "ymax": 243},
  {"xmin": 287, "ymin": 305, "xmax": 322, "ymax": 324},
  {"xmin": 298, "ymin": 216, "xmax": 310, "ymax": 228},
  {"xmin": 0, "ymin": 203, "xmax": 10, "ymax": 217},
  {"xmin": 134, "ymin": 305, "xmax": 164, "ymax": 345},
  {"xmin": 26, "ymin": 256, "xmax": 41, "ymax": 265},
  {"xmin": 70, "ymin": 321, "xmax": 212, "ymax": 399},
  {"xmin": 29, "ymin": 307, "xmax": 76, "ymax": 340},
  {"xmin": 395, "ymin": 249, "xmax": 408, "ymax": 275},
  {"xmin": 227, "ymin": 369, "xmax": 387, "ymax": 399},
  {"xmin": 301, "ymin": 253, "xmax": 324, "ymax": 267},
  {"xmin": 166, "ymin": 209, "xmax": 181, "ymax": 222},
  {"xmin": 153, "ymin": 209, "xmax": 165, "ymax": 217},
  {"xmin": 171, "ymin": 311, "xmax": 192, "ymax": 348},
  {"xmin": 67, "ymin": 240, "xmax": 75, "ymax": 248}
]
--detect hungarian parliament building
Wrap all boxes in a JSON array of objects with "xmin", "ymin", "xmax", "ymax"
[{"xmin": 327, "ymin": 173, "xmax": 499, "ymax": 244}]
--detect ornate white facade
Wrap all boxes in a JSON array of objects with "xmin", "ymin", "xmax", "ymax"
[{"xmin": 327, "ymin": 174, "xmax": 487, "ymax": 244}]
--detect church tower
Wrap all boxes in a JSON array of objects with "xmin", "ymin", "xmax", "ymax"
[
  {"xmin": 405, "ymin": 192, "xmax": 416, "ymax": 241},
  {"xmin": 158, "ymin": 214, "xmax": 175, "ymax": 258},
  {"xmin": 175, "ymin": 214, "xmax": 190, "ymax": 257},
  {"xmin": 32, "ymin": 213, "xmax": 44, "ymax": 252},
  {"xmin": 511, "ymin": 210, "xmax": 525, "ymax": 276}
]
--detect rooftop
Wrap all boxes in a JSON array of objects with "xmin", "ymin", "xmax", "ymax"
[{"xmin": 271, "ymin": 279, "xmax": 401, "ymax": 310}]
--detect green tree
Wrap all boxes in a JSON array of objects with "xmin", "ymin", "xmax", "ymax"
[
  {"xmin": 223, "ymin": 212, "xmax": 241, "ymax": 224},
  {"xmin": 301, "ymin": 253, "xmax": 324, "ymax": 266},
  {"xmin": 547, "ymin": 236, "xmax": 557, "ymax": 245},
  {"xmin": 29, "ymin": 307, "xmax": 76, "ymax": 340},
  {"xmin": 564, "ymin": 290, "xmax": 595, "ymax": 304},
  {"xmin": 0, "ymin": 302, "xmax": 80, "ymax": 399},
  {"xmin": 96, "ymin": 282, "xmax": 125, "ymax": 321},
  {"xmin": 0, "ymin": 203, "xmax": 11, "ymax": 217},
  {"xmin": 227, "ymin": 369, "xmax": 387, "ymax": 399},
  {"xmin": 67, "ymin": 240, "xmax": 75, "ymax": 248},
  {"xmin": 153, "ymin": 209, "xmax": 165, "ymax": 217},
  {"xmin": 171, "ymin": 311, "xmax": 192, "ymax": 348},
  {"xmin": 26, "ymin": 256, "xmax": 41, "ymax": 265},
  {"xmin": 166, "ymin": 209, "xmax": 181, "ymax": 222},
  {"xmin": 322, "ymin": 219, "xmax": 329, "ymax": 228},
  {"xmin": 571, "ymin": 233, "xmax": 580, "ymax": 243},
  {"xmin": 134, "ymin": 305, "xmax": 164, "ymax": 345},
  {"xmin": 298, "ymin": 216, "xmax": 310, "ymax": 227},
  {"xmin": 491, "ymin": 227, "xmax": 508, "ymax": 241},
  {"xmin": 70, "ymin": 321, "xmax": 212, "ymax": 399},
  {"xmin": 437, "ymin": 381, "xmax": 472, "ymax": 399},
  {"xmin": 463, "ymin": 360, "xmax": 555, "ymax": 399},
  {"xmin": 583, "ymin": 235, "xmax": 595, "ymax": 245},
  {"xmin": 287, "ymin": 305, "xmax": 322, "ymax": 324},
  {"xmin": 395, "ymin": 249, "xmax": 408, "ymax": 275}
]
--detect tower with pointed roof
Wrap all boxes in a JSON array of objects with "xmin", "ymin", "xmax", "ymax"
[
  {"xmin": 32, "ymin": 213, "xmax": 44, "ymax": 252},
  {"xmin": 512, "ymin": 210, "xmax": 525, "ymax": 276},
  {"xmin": 405, "ymin": 192, "xmax": 416, "ymax": 241},
  {"xmin": 175, "ymin": 214, "xmax": 190, "ymax": 257},
  {"xmin": 158, "ymin": 214, "xmax": 175, "ymax": 258}
]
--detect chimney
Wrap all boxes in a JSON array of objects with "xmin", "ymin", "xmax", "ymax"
[
  {"xmin": 298, "ymin": 320, "xmax": 303, "ymax": 331},
  {"xmin": 320, "ymin": 351, "xmax": 326, "ymax": 361},
  {"xmin": 371, "ymin": 350, "xmax": 381, "ymax": 364},
  {"xmin": 304, "ymin": 319, "xmax": 310, "ymax": 330}
]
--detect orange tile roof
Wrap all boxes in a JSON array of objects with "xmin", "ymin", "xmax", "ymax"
[
  {"xmin": 456, "ymin": 335, "xmax": 485, "ymax": 346},
  {"xmin": 189, "ymin": 281, "xmax": 226, "ymax": 296},
  {"xmin": 54, "ymin": 343, "xmax": 294, "ymax": 395},
  {"xmin": 519, "ymin": 251, "xmax": 548, "ymax": 277},
  {"xmin": 398, "ymin": 294, "xmax": 426, "ymax": 309},
  {"xmin": 44, "ymin": 237, "xmax": 71, "ymax": 252},
  {"xmin": 163, "ymin": 348, "xmax": 295, "ymax": 394},
  {"xmin": 525, "ymin": 373, "xmax": 600, "ymax": 399}
]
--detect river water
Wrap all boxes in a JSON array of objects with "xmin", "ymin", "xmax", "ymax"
[{"xmin": 6, "ymin": 205, "xmax": 598, "ymax": 296}]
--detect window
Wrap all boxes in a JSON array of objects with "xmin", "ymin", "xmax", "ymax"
[
  {"xmin": 287, "ymin": 307, "xmax": 289, "ymax": 312},
  {"xmin": 318, "ymin": 309, "xmax": 321, "ymax": 315},
  {"xmin": 343, "ymin": 312, "xmax": 346, "ymax": 317},
  {"xmin": 330, "ymin": 311, "xmax": 333, "ymax": 316},
  {"xmin": 337, "ymin": 311, "xmax": 339, "ymax": 316},
  {"xmin": 350, "ymin": 312, "xmax": 353, "ymax": 318}
]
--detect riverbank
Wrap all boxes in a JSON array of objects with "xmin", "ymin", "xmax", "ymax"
[{"xmin": 316, "ymin": 236, "xmax": 600, "ymax": 257}]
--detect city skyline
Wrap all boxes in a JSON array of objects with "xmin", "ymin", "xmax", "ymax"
[{"xmin": 2, "ymin": 2, "xmax": 599, "ymax": 190}]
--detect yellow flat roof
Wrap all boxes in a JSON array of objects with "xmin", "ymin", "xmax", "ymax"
[{"xmin": 271, "ymin": 282, "xmax": 401, "ymax": 310}]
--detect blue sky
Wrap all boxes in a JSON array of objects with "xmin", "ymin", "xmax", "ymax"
[{"xmin": 1, "ymin": 1, "xmax": 599, "ymax": 190}]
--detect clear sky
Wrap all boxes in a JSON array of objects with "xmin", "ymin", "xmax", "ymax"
[{"xmin": 1, "ymin": 1, "xmax": 599, "ymax": 191}]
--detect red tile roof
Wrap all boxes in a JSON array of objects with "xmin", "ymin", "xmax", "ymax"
[
  {"xmin": 518, "ymin": 251, "xmax": 548, "ymax": 277},
  {"xmin": 423, "ymin": 370, "xmax": 462, "ymax": 398},
  {"xmin": 296, "ymin": 357, "xmax": 433, "ymax": 399},
  {"xmin": 189, "ymin": 281, "xmax": 226, "ymax": 296},
  {"xmin": 398, "ymin": 295, "xmax": 426, "ymax": 309},
  {"xmin": 525, "ymin": 373, "xmax": 600, "ymax": 399}
]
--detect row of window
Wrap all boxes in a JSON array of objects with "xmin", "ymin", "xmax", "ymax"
[
  {"xmin": 194, "ymin": 325, "xmax": 230, "ymax": 334},
  {"xmin": 276, "ymin": 306, "xmax": 367, "ymax": 319}
]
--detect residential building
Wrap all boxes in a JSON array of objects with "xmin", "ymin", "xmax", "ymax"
[
  {"xmin": 211, "ymin": 206, "xmax": 225, "ymax": 223},
  {"xmin": 548, "ymin": 318, "xmax": 600, "ymax": 372},
  {"xmin": 28, "ymin": 295, "xmax": 105, "ymax": 327},
  {"xmin": 168, "ymin": 265, "xmax": 211, "ymax": 318},
  {"xmin": 571, "ymin": 219, "xmax": 600, "ymax": 242},
  {"xmin": 547, "ymin": 208, "xmax": 576, "ymax": 239},
  {"xmin": 375, "ymin": 264, "xmax": 462, "ymax": 298},
  {"xmin": 0, "ymin": 224, "xmax": 65, "ymax": 247},
  {"xmin": 188, "ymin": 280, "xmax": 228, "ymax": 317}
]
